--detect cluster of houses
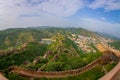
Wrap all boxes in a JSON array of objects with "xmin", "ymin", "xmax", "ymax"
[{"xmin": 69, "ymin": 34, "xmax": 114, "ymax": 53}]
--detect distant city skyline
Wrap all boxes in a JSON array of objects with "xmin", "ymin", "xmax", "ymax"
[{"xmin": 0, "ymin": 0, "xmax": 120, "ymax": 38}]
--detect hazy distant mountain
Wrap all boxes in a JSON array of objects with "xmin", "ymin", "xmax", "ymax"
[{"xmin": 95, "ymin": 32, "xmax": 120, "ymax": 40}]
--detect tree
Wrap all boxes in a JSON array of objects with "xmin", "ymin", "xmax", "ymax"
[
  {"xmin": 4, "ymin": 37, "xmax": 10, "ymax": 46},
  {"xmin": 7, "ymin": 73, "xmax": 27, "ymax": 80}
]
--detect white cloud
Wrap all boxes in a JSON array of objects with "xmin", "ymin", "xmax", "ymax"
[
  {"xmin": 89, "ymin": 0, "xmax": 120, "ymax": 10},
  {"xmin": 0, "ymin": 0, "xmax": 85, "ymax": 17},
  {"xmin": 105, "ymin": 0, "xmax": 120, "ymax": 10},
  {"xmin": 0, "ymin": 0, "xmax": 85, "ymax": 29},
  {"xmin": 38, "ymin": 0, "xmax": 84, "ymax": 17},
  {"xmin": 89, "ymin": 0, "xmax": 107, "ymax": 9},
  {"xmin": 0, "ymin": 0, "xmax": 120, "ymax": 38},
  {"xmin": 78, "ymin": 18, "xmax": 120, "ymax": 38}
]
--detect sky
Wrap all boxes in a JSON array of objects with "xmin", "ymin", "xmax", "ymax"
[{"xmin": 0, "ymin": 0, "xmax": 120, "ymax": 38}]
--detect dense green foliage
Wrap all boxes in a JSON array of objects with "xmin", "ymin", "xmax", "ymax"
[
  {"xmin": 7, "ymin": 73, "xmax": 27, "ymax": 80},
  {"xmin": 0, "ymin": 42, "xmax": 48, "ymax": 70},
  {"xmin": 109, "ymin": 41, "xmax": 120, "ymax": 50},
  {"xmin": 30, "ymin": 35, "xmax": 101, "ymax": 71},
  {"xmin": 33, "ymin": 62, "xmax": 116, "ymax": 80}
]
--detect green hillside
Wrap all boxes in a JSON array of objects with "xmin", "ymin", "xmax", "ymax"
[
  {"xmin": 0, "ymin": 27, "xmax": 119, "ymax": 80},
  {"xmin": 0, "ymin": 27, "xmax": 95, "ymax": 49}
]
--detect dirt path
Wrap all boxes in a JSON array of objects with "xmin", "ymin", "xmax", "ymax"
[{"xmin": 96, "ymin": 43, "xmax": 120, "ymax": 57}]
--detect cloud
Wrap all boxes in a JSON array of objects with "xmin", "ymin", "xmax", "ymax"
[
  {"xmin": 88, "ymin": 0, "xmax": 107, "ymax": 9},
  {"xmin": 38, "ymin": 0, "xmax": 85, "ymax": 17},
  {"xmin": 0, "ymin": 0, "xmax": 85, "ymax": 17},
  {"xmin": 78, "ymin": 18, "xmax": 120, "ymax": 38},
  {"xmin": 0, "ymin": 0, "xmax": 85, "ymax": 29},
  {"xmin": 89, "ymin": 0, "xmax": 120, "ymax": 10},
  {"xmin": 0, "ymin": 0, "xmax": 120, "ymax": 38}
]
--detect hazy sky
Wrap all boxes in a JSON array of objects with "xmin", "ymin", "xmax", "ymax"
[{"xmin": 0, "ymin": 0, "xmax": 120, "ymax": 38}]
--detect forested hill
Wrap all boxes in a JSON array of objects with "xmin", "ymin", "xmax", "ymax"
[
  {"xmin": 0, "ymin": 27, "xmax": 97, "ymax": 49},
  {"xmin": 0, "ymin": 27, "xmax": 119, "ymax": 80}
]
